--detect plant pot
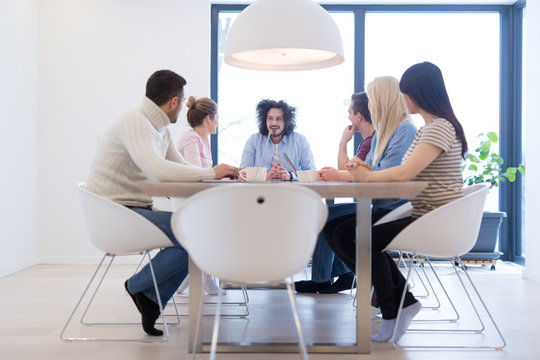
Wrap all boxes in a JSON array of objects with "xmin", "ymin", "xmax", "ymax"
[
  {"xmin": 460, "ymin": 211, "xmax": 506, "ymax": 265},
  {"xmin": 470, "ymin": 211, "xmax": 506, "ymax": 252}
]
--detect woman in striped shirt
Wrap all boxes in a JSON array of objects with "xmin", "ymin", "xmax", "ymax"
[{"xmin": 325, "ymin": 62, "xmax": 468, "ymax": 342}]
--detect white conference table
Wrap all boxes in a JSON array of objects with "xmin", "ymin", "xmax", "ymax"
[{"xmin": 137, "ymin": 180, "xmax": 427, "ymax": 354}]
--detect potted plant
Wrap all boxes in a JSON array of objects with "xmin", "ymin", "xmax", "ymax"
[{"xmin": 461, "ymin": 131, "xmax": 525, "ymax": 268}]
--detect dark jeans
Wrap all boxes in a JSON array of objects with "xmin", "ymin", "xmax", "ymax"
[
  {"xmin": 125, "ymin": 206, "xmax": 188, "ymax": 306},
  {"xmin": 310, "ymin": 204, "xmax": 393, "ymax": 282},
  {"xmin": 324, "ymin": 215, "xmax": 417, "ymax": 319}
]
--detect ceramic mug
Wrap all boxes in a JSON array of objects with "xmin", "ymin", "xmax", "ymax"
[
  {"xmin": 239, "ymin": 167, "xmax": 267, "ymax": 182},
  {"xmin": 297, "ymin": 170, "xmax": 320, "ymax": 183}
]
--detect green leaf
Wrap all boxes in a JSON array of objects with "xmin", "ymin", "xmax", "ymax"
[
  {"xmin": 467, "ymin": 154, "xmax": 480, "ymax": 163},
  {"xmin": 463, "ymin": 131, "xmax": 524, "ymax": 186},
  {"xmin": 486, "ymin": 131, "xmax": 498, "ymax": 143},
  {"xmin": 480, "ymin": 140, "xmax": 491, "ymax": 152}
]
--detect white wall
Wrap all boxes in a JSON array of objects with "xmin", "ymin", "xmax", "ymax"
[
  {"xmin": 37, "ymin": 0, "xmax": 210, "ymax": 263},
  {"xmin": 523, "ymin": 1, "xmax": 540, "ymax": 282},
  {"xmin": 0, "ymin": 0, "xmax": 39, "ymax": 276}
]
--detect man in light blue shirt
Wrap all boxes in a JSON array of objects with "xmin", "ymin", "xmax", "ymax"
[{"xmin": 240, "ymin": 99, "xmax": 316, "ymax": 180}]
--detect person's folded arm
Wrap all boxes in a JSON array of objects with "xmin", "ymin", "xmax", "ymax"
[{"xmin": 337, "ymin": 125, "xmax": 356, "ymax": 169}]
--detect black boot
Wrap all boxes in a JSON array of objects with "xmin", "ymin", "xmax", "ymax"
[
  {"xmin": 294, "ymin": 280, "xmax": 332, "ymax": 293},
  {"xmin": 124, "ymin": 280, "xmax": 163, "ymax": 336},
  {"xmin": 319, "ymin": 272, "xmax": 355, "ymax": 294}
]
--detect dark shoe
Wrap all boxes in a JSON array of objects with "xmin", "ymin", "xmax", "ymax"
[
  {"xmin": 294, "ymin": 280, "xmax": 332, "ymax": 293},
  {"xmin": 134, "ymin": 290, "xmax": 163, "ymax": 336},
  {"xmin": 319, "ymin": 272, "xmax": 355, "ymax": 294},
  {"xmin": 124, "ymin": 280, "xmax": 141, "ymax": 313}
]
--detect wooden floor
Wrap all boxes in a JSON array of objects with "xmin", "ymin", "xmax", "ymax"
[{"xmin": 0, "ymin": 262, "xmax": 538, "ymax": 360}]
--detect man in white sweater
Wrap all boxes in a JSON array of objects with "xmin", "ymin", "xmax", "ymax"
[{"xmin": 87, "ymin": 70, "xmax": 238, "ymax": 336}]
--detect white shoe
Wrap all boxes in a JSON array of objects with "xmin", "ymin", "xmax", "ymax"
[
  {"xmin": 370, "ymin": 306, "xmax": 381, "ymax": 320},
  {"xmin": 205, "ymin": 275, "xmax": 226, "ymax": 296}
]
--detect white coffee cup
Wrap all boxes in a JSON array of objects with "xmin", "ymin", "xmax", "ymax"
[
  {"xmin": 297, "ymin": 170, "xmax": 320, "ymax": 183},
  {"xmin": 239, "ymin": 167, "xmax": 267, "ymax": 182}
]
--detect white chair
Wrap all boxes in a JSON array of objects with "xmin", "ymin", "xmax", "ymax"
[
  {"xmin": 60, "ymin": 183, "xmax": 178, "ymax": 342},
  {"xmin": 374, "ymin": 202, "xmax": 449, "ymax": 311},
  {"xmin": 383, "ymin": 183, "xmax": 506, "ymax": 349},
  {"xmin": 171, "ymin": 184, "xmax": 328, "ymax": 360}
]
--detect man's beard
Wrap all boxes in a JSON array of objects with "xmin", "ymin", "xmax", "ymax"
[{"xmin": 269, "ymin": 129, "xmax": 284, "ymax": 138}]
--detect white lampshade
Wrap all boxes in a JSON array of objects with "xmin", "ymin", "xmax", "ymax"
[{"xmin": 224, "ymin": 0, "xmax": 345, "ymax": 71}]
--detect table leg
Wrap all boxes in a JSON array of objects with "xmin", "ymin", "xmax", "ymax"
[
  {"xmin": 355, "ymin": 198, "xmax": 371, "ymax": 353},
  {"xmin": 188, "ymin": 258, "xmax": 203, "ymax": 353}
]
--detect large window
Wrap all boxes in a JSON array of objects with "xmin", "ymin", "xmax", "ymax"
[{"xmin": 211, "ymin": 3, "xmax": 524, "ymax": 262}]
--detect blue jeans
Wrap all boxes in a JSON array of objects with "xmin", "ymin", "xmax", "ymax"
[
  {"xmin": 125, "ymin": 207, "xmax": 188, "ymax": 307},
  {"xmin": 310, "ymin": 203, "xmax": 356, "ymax": 282}
]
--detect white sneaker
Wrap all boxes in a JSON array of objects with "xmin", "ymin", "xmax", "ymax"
[
  {"xmin": 370, "ymin": 306, "xmax": 381, "ymax": 320},
  {"xmin": 204, "ymin": 275, "xmax": 226, "ymax": 296}
]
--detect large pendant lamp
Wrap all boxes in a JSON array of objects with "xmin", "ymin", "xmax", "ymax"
[{"xmin": 224, "ymin": 0, "xmax": 345, "ymax": 71}]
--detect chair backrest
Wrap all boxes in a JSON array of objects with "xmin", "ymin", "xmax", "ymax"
[
  {"xmin": 373, "ymin": 202, "xmax": 413, "ymax": 226},
  {"xmin": 171, "ymin": 184, "xmax": 328, "ymax": 283},
  {"xmin": 78, "ymin": 183, "xmax": 172, "ymax": 255},
  {"xmin": 383, "ymin": 183, "xmax": 490, "ymax": 258}
]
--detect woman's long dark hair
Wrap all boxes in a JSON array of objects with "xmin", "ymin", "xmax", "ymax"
[
  {"xmin": 400, "ymin": 62, "xmax": 468, "ymax": 158},
  {"xmin": 256, "ymin": 99, "xmax": 296, "ymax": 136}
]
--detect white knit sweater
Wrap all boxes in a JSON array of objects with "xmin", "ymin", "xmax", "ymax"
[{"xmin": 87, "ymin": 97, "xmax": 215, "ymax": 207}]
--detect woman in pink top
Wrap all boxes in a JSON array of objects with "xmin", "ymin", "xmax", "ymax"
[
  {"xmin": 176, "ymin": 96, "xmax": 223, "ymax": 295},
  {"xmin": 177, "ymin": 96, "xmax": 218, "ymax": 168}
]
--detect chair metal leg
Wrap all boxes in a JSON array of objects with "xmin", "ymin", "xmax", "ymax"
[
  {"xmin": 455, "ymin": 258, "xmax": 506, "ymax": 349},
  {"xmin": 286, "ymin": 280, "xmax": 309, "ymax": 360},
  {"xmin": 171, "ymin": 279, "xmax": 250, "ymax": 318},
  {"xmin": 60, "ymin": 254, "xmax": 108, "ymax": 341},
  {"xmin": 79, "ymin": 254, "xmax": 116, "ymax": 325},
  {"xmin": 145, "ymin": 250, "xmax": 170, "ymax": 342},
  {"xmin": 349, "ymin": 275, "xmax": 357, "ymax": 299},
  {"xmin": 389, "ymin": 254, "xmax": 506, "ymax": 349},
  {"xmin": 389, "ymin": 253, "xmax": 417, "ymax": 345},
  {"xmin": 411, "ymin": 258, "xmax": 460, "ymax": 321},
  {"xmin": 80, "ymin": 253, "xmax": 179, "ymax": 326},
  {"xmin": 60, "ymin": 252, "xmax": 171, "ymax": 342}
]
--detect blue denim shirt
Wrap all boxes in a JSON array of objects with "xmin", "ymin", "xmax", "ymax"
[
  {"xmin": 240, "ymin": 132, "xmax": 316, "ymax": 172},
  {"xmin": 365, "ymin": 120, "xmax": 418, "ymax": 212}
]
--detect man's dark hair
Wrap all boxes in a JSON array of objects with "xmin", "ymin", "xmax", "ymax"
[
  {"xmin": 351, "ymin": 92, "xmax": 372, "ymax": 124},
  {"xmin": 145, "ymin": 70, "xmax": 187, "ymax": 106},
  {"xmin": 256, "ymin": 99, "xmax": 296, "ymax": 136}
]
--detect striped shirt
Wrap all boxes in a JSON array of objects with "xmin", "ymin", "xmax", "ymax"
[{"xmin": 403, "ymin": 118, "xmax": 464, "ymax": 218}]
